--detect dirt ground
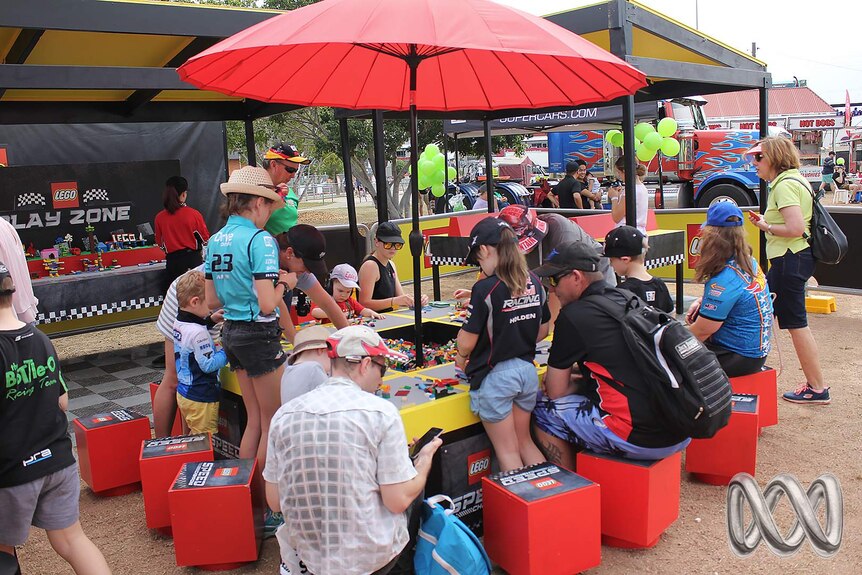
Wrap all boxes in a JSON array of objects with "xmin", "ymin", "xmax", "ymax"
[{"xmin": 18, "ymin": 205, "xmax": 860, "ymax": 574}]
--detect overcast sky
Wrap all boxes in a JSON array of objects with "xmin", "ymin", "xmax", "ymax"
[{"xmin": 494, "ymin": 0, "xmax": 860, "ymax": 107}]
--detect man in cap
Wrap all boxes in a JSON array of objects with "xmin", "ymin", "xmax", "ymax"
[
  {"xmin": 266, "ymin": 223, "xmax": 348, "ymax": 342},
  {"xmin": 263, "ymin": 143, "xmax": 312, "ymax": 237},
  {"xmin": 0, "ymin": 262, "xmax": 111, "ymax": 574},
  {"xmin": 530, "ymin": 242, "xmax": 690, "ymax": 469},
  {"xmin": 265, "ymin": 326, "xmax": 442, "ymax": 575}
]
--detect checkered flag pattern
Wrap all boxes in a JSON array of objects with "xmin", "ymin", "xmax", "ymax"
[
  {"xmin": 83, "ymin": 188, "xmax": 110, "ymax": 203},
  {"xmin": 36, "ymin": 295, "xmax": 163, "ymax": 324},
  {"xmin": 428, "ymin": 236, "xmax": 474, "ymax": 267},
  {"xmin": 17, "ymin": 192, "xmax": 46, "ymax": 208},
  {"xmin": 645, "ymin": 254, "xmax": 685, "ymax": 270}
]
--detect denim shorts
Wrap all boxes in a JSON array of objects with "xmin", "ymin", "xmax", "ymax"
[
  {"xmin": 469, "ymin": 358, "xmax": 538, "ymax": 423},
  {"xmin": 533, "ymin": 392, "xmax": 690, "ymax": 460},
  {"xmin": 221, "ymin": 320, "xmax": 286, "ymax": 377},
  {"xmin": 0, "ymin": 463, "xmax": 80, "ymax": 546},
  {"xmin": 767, "ymin": 248, "xmax": 814, "ymax": 330}
]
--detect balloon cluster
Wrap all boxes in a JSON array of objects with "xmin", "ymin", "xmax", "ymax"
[
  {"xmin": 605, "ymin": 118, "xmax": 680, "ymax": 163},
  {"xmin": 836, "ymin": 157, "xmax": 846, "ymax": 165},
  {"xmin": 411, "ymin": 144, "xmax": 458, "ymax": 197}
]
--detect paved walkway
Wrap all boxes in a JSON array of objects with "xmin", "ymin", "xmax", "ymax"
[{"xmin": 64, "ymin": 342, "xmax": 164, "ymax": 441}]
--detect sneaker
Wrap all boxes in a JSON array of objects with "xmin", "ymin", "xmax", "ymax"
[
  {"xmin": 264, "ymin": 509, "xmax": 284, "ymax": 539},
  {"xmin": 782, "ymin": 383, "xmax": 831, "ymax": 404}
]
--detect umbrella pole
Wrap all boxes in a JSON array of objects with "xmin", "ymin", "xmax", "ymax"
[{"xmin": 407, "ymin": 53, "xmax": 425, "ymax": 367}]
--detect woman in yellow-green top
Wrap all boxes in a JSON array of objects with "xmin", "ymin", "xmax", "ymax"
[{"xmin": 745, "ymin": 136, "xmax": 828, "ymax": 405}]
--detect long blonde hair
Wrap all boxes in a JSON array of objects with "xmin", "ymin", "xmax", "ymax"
[
  {"xmin": 695, "ymin": 225, "xmax": 755, "ymax": 282},
  {"xmin": 494, "ymin": 228, "xmax": 528, "ymax": 295}
]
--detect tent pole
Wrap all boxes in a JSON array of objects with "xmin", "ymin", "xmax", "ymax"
[
  {"xmin": 372, "ymin": 110, "xmax": 389, "ymax": 222},
  {"xmin": 622, "ymin": 96, "xmax": 636, "ymax": 227},
  {"xmin": 454, "ymin": 133, "xmax": 460, "ymax": 182},
  {"xmin": 244, "ymin": 119, "xmax": 256, "ymax": 167},
  {"xmin": 339, "ymin": 117, "xmax": 360, "ymax": 265},
  {"xmin": 407, "ymin": 51, "xmax": 425, "ymax": 367},
  {"xmin": 758, "ymin": 86, "xmax": 769, "ymax": 271},
  {"xmin": 484, "ymin": 119, "xmax": 495, "ymax": 213}
]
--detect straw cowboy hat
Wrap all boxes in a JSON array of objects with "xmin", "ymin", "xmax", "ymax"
[{"xmin": 220, "ymin": 166, "xmax": 285, "ymax": 206}]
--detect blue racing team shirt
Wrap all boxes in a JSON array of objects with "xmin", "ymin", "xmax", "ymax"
[
  {"xmin": 699, "ymin": 257, "xmax": 773, "ymax": 358},
  {"xmin": 206, "ymin": 215, "xmax": 280, "ymax": 322},
  {"xmin": 173, "ymin": 311, "xmax": 228, "ymax": 403}
]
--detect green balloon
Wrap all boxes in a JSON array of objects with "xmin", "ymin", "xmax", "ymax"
[
  {"xmin": 418, "ymin": 159, "xmax": 434, "ymax": 177},
  {"xmin": 447, "ymin": 166, "xmax": 458, "ymax": 180},
  {"xmin": 837, "ymin": 157, "xmax": 846, "ymax": 165},
  {"xmin": 657, "ymin": 117, "xmax": 678, "ymax": 137},
  {"xmin": 633, "ymin": 138, "xmax": 641, "ymax": 152},
  {"xmin": 417, "ymin": 173, "xmax": 430, "ymax": 190},
  {"xmin": 634, "ymin": 123, "xmax": 655, "ymax": 142},
  {"xmin": 424, "ymin": 143, "xmax": 440, "ymax": 156},
  {"xmin": 431, "ymin": 183, "xmax": 445, "ymax": 197},
  {"xmin": 636, "ymin": 145, "xmax": 656, "ymax": 162},
  {"xmin": 610, "ymin": 131, "xmax": 624, "ymax": 148},
  {"xmin": 433, "ymin": 169, "xmax": 445, "ymax": 184},
  {"xmin": 606, "ymin": 129, "xmax": 621, "ymax": 143},
  {"xmin": 660, "ymin": 137, "xmax": 680, "ymax": 157},
  {"xmin": 643, "ymin": 131, "xmax": 663, "ymax": 151},
  {"xmin": 432, "ymin": 154, "xmax": 445, "ymax": 171}
]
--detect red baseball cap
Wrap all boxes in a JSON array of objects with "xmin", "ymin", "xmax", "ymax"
[{"xmin": 498, "ymin": 205, "xmax": 548, "ymax": 254}]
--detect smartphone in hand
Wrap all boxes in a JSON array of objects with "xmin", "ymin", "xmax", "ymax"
[
  {"xmin": 410, "ymin": 427, "xmax": 443, "ymax": 460},
  {"xmin": 747, "ymin": 210, "xmax": 761, "ymax": 221}
]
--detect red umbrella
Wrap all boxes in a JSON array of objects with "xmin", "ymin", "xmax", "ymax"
[{"xmin": 179, "ymin": 0, "xmax": 646, "ymax": 364}]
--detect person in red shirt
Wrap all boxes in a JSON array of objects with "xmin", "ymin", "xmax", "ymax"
[
  {"xmin": 154, "ymin": 176, "xmax": 210, "ymax": 292},
  {"xmin": 311, "ymin": 264, "xmax": 384, "ymax": 324}
]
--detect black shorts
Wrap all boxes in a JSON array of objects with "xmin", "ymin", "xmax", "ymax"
[
  {"xmin": 221, "ymin": 320, "xmax": 286, "ymax": 377},
  {"xmin": 767, "ymin": 248, "xmax": 814, "ymax": 330},
  {"xmin": 705, "ymin": 341, "xmax": 767, "ymax": 378}
]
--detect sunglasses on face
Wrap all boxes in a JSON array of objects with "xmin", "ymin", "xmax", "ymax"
[
  {"xmin": 381, "ymin": 241, "xmax": 404, "ymax": 250},
  {"xmin": 370, "ymin": 359, "xmax": 388, "ymax": 376},
  {"xmin": 278, "ymin": 161, "xmax": 298, "ymax": 174},
  {"xmin": 752, "ymin": 153, "xmax": 764, "ymax": 163},
  {"xmin": 548, "ymin": 269, "xmax": 574, "ymax": 287}
]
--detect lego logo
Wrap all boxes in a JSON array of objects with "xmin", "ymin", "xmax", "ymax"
[
  {"xmin": 53, "ymin": 189, "xmax": 77, "ymax": 201},
  {"xmin": 166, "ymin": 444, "xmax": 188, "ymax": 452},
  {"xmin": 469, "ymin": 458, "xmax": 490, "ymax": 476},
  {"xmin": 216, "ymin": 467, "xmax": 238, "ymax": 477}
]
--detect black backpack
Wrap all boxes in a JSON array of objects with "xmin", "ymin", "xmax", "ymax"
[
  {"xmin": 787, "ymin": 176, "xmax": 848, "ymax": 265},
  {"xmin": 586, "ymin": 290, "xmax": 731, "ymax": 439}
]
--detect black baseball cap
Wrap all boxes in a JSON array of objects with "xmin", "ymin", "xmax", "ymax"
[
  {"xmin": 376, "ymin": 221, "xmax": 405, "ymax": 244},
  {"xmin": 465, "ymin": 217, "xmax": 513, "ymax": 266},
  {"xmin": 565, "ymin": 161, "xmax": 579, "ymax": 173},
  {"xmin": 533, "ymin": 241, "xmax": 601, "ymax": 276},
  {"xmin": 286, "ymin": 224, "xmax": 328, "ymax": 282},
  {"xmin": 603, "ymin": 225, "xmax": 646, "ymax": 257},
  {"xmin": 0, "ymin": 261, "xmax": 14, "ymax": 295}
]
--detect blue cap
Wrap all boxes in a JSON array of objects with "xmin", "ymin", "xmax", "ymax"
[{"xmin": 703, "ymin": 202, "xmax": 744, "ymax": 228}]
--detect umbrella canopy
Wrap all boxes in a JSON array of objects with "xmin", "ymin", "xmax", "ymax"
[
  {"xmin": 179, "ymin": 0, "xmax": 646, "ymax": 366},
  {"xmin": 178, "ymin": 0, "xmax": 646, "ymax": 111}
]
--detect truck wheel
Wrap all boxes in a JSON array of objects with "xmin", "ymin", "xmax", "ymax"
[{"xmin": 696, "ymin": 184, "xmax": 754, "ymax": 208}]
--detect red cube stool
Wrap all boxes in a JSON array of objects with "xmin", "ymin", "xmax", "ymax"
[
  {"xmin": 169, "ymin": 459, "xmax": 263, "ymax": 570},
  {"xmin": 685, "ymin": 394, "xmax": 759, "ymax": 485},
  {"xmin": 140, "ymin": 433, "xmax": 214, "ymax": 536},
  {"xmin": 730, "ymin": 368, "xmax": 777, "ymax": 430},
  {"xmin": 483, "ymin": 462, "xmax": 601, "ymax": 575},
  {"xmin": 576, "ymin": 450, "xmax": 682, "ymax": 548},
  {"xmin": 74, "ymin": 409, "xmax": 151, "ymax": 496},
  {"xmin": 148, "ymin": 382, "xmax": 184, "ymax": 436}
]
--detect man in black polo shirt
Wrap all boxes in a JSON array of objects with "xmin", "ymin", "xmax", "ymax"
[
  {"xmin": 549, "ymin": 161, "xmax": 583, "ymax": 209},
  {"xmin": 531, "ymin": 242, "xmax": 690, "ymax": 469}
]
